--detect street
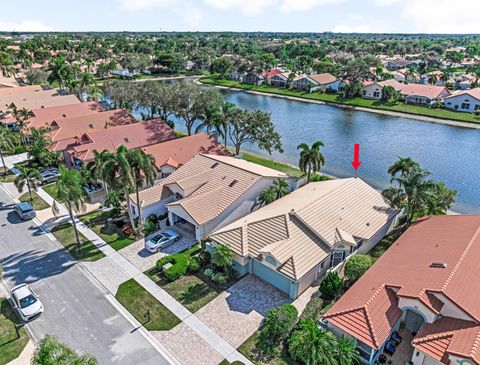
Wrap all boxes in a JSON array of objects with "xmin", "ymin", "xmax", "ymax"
[{"xmin": 0, "ymin": 187, "xmax": 172, "ymax": 365}]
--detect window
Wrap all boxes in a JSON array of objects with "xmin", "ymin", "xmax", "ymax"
[
  {"xmin": 475, "ymin": 104, "xmax": 480, "ymax": 111},
  {"xmin": 461, "ymin": 103, "xmax": 471, "ymax": 109},
  {"xmin": 362, "ymin": 90, "xmax": 366, "ymax": 95},
  {"xmin": 175, "ymin": 192, "xmax": 183, "ymax": 200},
  {"xmin": 373, "ymin": 91, "xmax": 380, "ymax": 98}
]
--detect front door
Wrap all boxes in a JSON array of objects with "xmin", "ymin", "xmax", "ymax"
[
  {"xmin": 331, "ymin": 251, "xmax": 344, "ymax": 268},
  {"xmin": 404, "ymin": 310, "xmax": 424, "ymax": 333}
]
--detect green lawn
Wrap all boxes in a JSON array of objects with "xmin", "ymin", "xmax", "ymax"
[
  {"xmin": 51, "ymin": 222, "xmax": 105, "ymax": 261},
  {"xmin": 238, "ymin": 331, "xmax": 296, "ymax": 365},
  {"xmin": 115, "ymin": 279, "xmax": 180, "ymax": 331},
  {"xmin": 232, "ymin": 149, "xmax": 303, "ymax": 177},
  {"xmin": 0, "ymin": 299, "xmax": 29, "ymax": 365},
  {"xmin": 0, "ymin": 171, "xmax": 17, "ymax": 183},
  {"xmin": 42, "ymin": 183, "xmax": 61, "ymax": 202},
  {"xmin": 78, "ymin": 210, "xmax": 136, "ymax": 250},
  {"xmin": 18, "ymin": 191, "xmax": 49, "ymax": 210},
  {"xmin": 201, "ymin": 76, "xmax": 480, "ymax": 125}
]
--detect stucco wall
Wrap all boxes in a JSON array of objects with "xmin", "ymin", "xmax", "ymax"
[
  {"xmin": 432, "ymin": 293, "xmax": 472, "ymax": 322},
  {"xmin": 129, "ymin": 195, "xmax": 175, "ymax": 219},
  {"xmin": 444, "ymin": 94, "xmax": 480, "ymax": 113},
  {"xmin": 397, "ymin": 297, "xmax": 436, "ymax": 323}
]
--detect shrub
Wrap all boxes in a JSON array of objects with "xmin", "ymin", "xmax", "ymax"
[
  {"xmin": 225, "ymin": 265, "xmax": 239, "ymax": 281},
  {"xmin": 146, "ymin": 214, "xmax": 159, "ymax": 226},
  {"xmin": 156, "ymin": 253, "xmax": 189, "ymax": 282},
  {"xmin": 143, "ymin": 219, "xmax": 156, "ymax": 236},
  {"xmin": 212, "ymin": 244, "xmax": 233, "ymax": 270},
  {"xmin": 188, "ymin": 256, "xmax": 201, "ymax": 273},
  {"xmin": 211, "ymin": 272, "xmax": 227, "ymax": 285},
  {"xmin": 199, "ymin": 251, "xmax": 211, "ymax": 266},
  {"xmin": 203, "ymin": 268, "xmax": 214, "ymax": 279},
  {"xmin": 320, "ymin": 272, "xmax": 343, "ymax": 300},
  {"xmin": 344, "ymin": 255, "xmax": 373, "ymax": 285},
  {"xmin": 299, "ymin": 297, "xmax": 324, "ymax": 323},
  {"xmin": 259, "ymin": 304, "xmax": 298, "ymax": 349}
]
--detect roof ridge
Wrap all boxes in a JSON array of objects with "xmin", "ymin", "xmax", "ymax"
[
  {"xmin": 442, "ymin": 225, "xmax": 480, "ymax": 292},
  {"xmin": 362, "ymin": 306, "xmax": 379, "ymax": 348},
  {"xmin": 470, "ymin": 328, "xmax": 480, "ymax": 360},
  {"xmin": 412, "ymin": 332, "xmax": 454, "ymax": 344},
  {"xmin": 201, "ymin": 154, "xmax": 288, "ymax": 178},
  {"xmin": 323, "ymin": 305, "xmax": 366, "ymax": 318}
]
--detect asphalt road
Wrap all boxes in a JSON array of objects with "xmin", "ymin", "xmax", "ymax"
[{"xmin": 0, "ymin": 187, "xmax": 172, "ymax": 365}]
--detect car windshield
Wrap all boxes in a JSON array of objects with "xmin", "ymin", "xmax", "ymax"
[
  {"xmin": 18, "ymin": 204, "xmax": 33, "ymax": 212},
  {"xmin": 151, "ymin": 234, "xmax": 166, "ymax": 244},
  {"xmin": 164, "ymin": 232, "xmax": 174, "ymax": 238},
  {"xmin": 19, "ymin": 294, "xmax": 37, "ymax": 308}
]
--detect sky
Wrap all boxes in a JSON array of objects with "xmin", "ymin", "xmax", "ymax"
[{"xmin": 1, "ymin": 0, "xmax": 480, "ymax": 34}]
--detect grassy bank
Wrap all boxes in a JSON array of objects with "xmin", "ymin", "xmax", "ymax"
[
  {"xmin": 18, "ymin": 191, "xmax": 49, "ymax": 210},
  {"xmin": 51, "ymin": 222, "xmax": 105, "ymax": 261},
  {"xmin": 0, "ymin": 298, "xmax": 29, "ymax": 365},
  {"xmin": 200, "ymin": 76, "xmax": 480, "ymax": 125}
]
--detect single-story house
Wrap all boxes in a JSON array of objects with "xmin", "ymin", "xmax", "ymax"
[
  {"xmin": 129, "ymin": 154, "xmax": 297, "ymax": 241},
  {"xmin": 269, "ymin": 72, "xmax": 289, "ymax": 88},
  {"xmin": 362, "ymin": 79, "xmax": 405, "ymax": 100},
  {"xmin": 209, "ymin": 178, "xmax": 400, "ymax": 299},
  {"xmin": 444, "ymin": 88, "xmax": 480, "ymax": 113},
  {"xmin": 291, "ymin": 73, "xmax": 343, "ymax": 92},
  {"xmin": 65, "ymin": 119, "xmax": 177, "ymax": 166},
  {"xmin": 400, "ymin": 84, "xmax": 451, "ymax": 105},
  {"xmin": 384, "ymin": 59, "xmax": 422, "ymax": 71},
  {"xmin": 243, "ymin": 72, "xmax": 265, "ymax": 85},
  {"xmin": 323, "ymin": 215, "xmax": 480, "ymax": 365},
  {"xmin": 263, "ymin": 69, "xmax": 284, "ymax": 85},
  {"xmin": 141, "ymin": 132, "xmax": 230, "ymax": 179}
]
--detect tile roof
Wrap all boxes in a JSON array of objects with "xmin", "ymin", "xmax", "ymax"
[
  {"xmin": 324, "ymin": 215, "xmax": 480, "ymax": 350},
  {"xmin": 132, "ymin": 154, "xmax": 291, "ymax": 225},
  {"xmin": 141, "ymin": 133, "xmax": 230, "ymax": 170},
  {"xmin": 48, "ymin": 109, "xmax": 136, "ymax": 145},
  {"xmin": 445, "ymin": 88, "xmax": 480, "ymax": 101},
  {"xmin": 69, "ymin": 119, "xmax": 177, "ymax": 162},
  {"xmin": 25, "ymin": 102, "xmax": 105, "ymax": 131},
  {"xmin": 0, "ymin": 85, "xmax": 80, "ymax": 110},
  {"xmin": 400, "ymin": 83, "xmax": 451, "ymax": 99},
  {"xmin": 210, "ymin": 178, "xmax": 399, "ymax": 281},
  {"xmin": 378, "ymin": 79, "xmax": 405, "ymax": 91},
  {"xmin": 308, "ymin": 73, "xmax": 338, "ymax": 85},
  {"xmin": 412, "ymin": 317, "xmax": 480, "ymax": 364}
]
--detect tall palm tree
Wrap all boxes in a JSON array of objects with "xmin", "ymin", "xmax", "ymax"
[
  {"xmin": 405, "ymin": 67, "xmax": 418, "ymax": 83},
  {"xmin": 0, "ymin": 127, "xmax": 15, "ymax": 175},
  {"xmin": 258, "ymin": 186, "xmax": 277, "ymax": 207},
  {"xmin": 336, "ymin": 336, "xmax": 361, "ymax": 365},
  {"xmin": 102, "ymin": 146, "xmax": 136, "ymax": 229},
  {"xmin": 10, "ymin": 106, "xmax": 34, "ymax": 144},
  {"xmin": 53, "ymin": 167, "xmax": 87, "ymax": 249},
  {"xmin": 272, "ymin": 178, "xmax": 289, "ymax": 200},
  {"xmin": 14, "ymin": 166, "xmax": 41, "ymax": 202},
  {"xmin": 297, "ymin": 141, "xmax": 325, "ymax": 183},
  {"xmin": 218, "ymin": 101, "xmax": 236, "ymax": 148},
  {"xmin": 288, "ymin": 320, "xmax": 338, "ymax": 365},
  {"xmin": 127, "ymin": 149, "xmax": 156, "ymax": 231},
  {"xmin": 85, "ymin": 150, "xmax": 112, "ymax": 194},
  {"xmin": 387, "ymin": 157, "xmax": 419, "ymax": 178}
]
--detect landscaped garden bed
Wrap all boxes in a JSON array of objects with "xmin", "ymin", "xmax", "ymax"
[
  {"xmin": 0, "ymin": 298, "xmax": 29, "ymax": 365},
  {"xmin": 51, "ymin": 221, "xmax": 105, "ymax": 261},
  {"xmin": 18, "ymin": 191, "xmax": 49, "ymax": 210},
  {"xmin": 115, "ymin": 279, "xmax": 180, "ymax": 331},
  {"xmin": 79, "ymin": 210, "xmax": 137, "ymax": 251}
]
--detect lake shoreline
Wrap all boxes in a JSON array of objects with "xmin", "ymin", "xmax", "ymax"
[{"xmin": 200, "ymin": 81, "xmax": 480, "ymax": 130}]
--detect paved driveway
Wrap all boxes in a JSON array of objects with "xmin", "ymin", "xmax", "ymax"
[{"xmin": 195, "ymin": 275, "xmax": 290, "ymax": 348}]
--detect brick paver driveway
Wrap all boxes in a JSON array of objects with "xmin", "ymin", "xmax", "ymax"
[{"xmin": 195, "ymin": 275, "xmax": 290, "ymax": 348}]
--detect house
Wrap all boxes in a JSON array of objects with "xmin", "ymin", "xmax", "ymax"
[
  {"xmin": 384, "ymin": 59, "xmax": 422, "ymax": 71},
  {"xmin": 128, "ymin": 154, "xmax": 296, "ymax": 241},
  {"xmin": 65, "ymin": 119, "xmax": 177, "ymax": 167},
  {"xmin": 141, "ymin": 133, "xmax": 230, "ymax": 179},
  {"xmin": 444, "ymin": 88, "xmax": 480, "ymax": 113},
  {"xmin": 362, "ymin": 80, "xmax": 405, "ymax": 100},
  {"xmin": 400, "ymin": 84, "xmax": 451, "ymax": 105},
  {"xmin": 263, "ymin": 69, "xmax": 284, "ymax": 85},
  {"xmin": 242, "ymin": 72, "xmax": 265, "ymax": 85},
  {"xmin": 0, "ymin": 85, "xmax": 80, "ymax": 112},
  {"xmin": 419, "ymin": 71, "xmax": 445, "ymax": 85},
  {"xmin": 209, "ymin": 178, "xmax": 400, "ymax": 299},
  {"xmin": 269, "ymin": 72, "xmax": 289, "ymax": 88},
  {"xmin": 323, "ymin": 215, "xmax": 480, "ymax": 365},
  {"xmin": 291, "ymin": 73, "xmax": 343, "ymax": 92}
]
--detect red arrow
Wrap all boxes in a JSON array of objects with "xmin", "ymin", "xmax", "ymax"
[{"xmin": 351, "ymin": 143, "xmax": 361, "ymax": 170}]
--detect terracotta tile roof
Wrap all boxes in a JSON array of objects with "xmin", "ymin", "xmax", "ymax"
[
  {"xmin": 210, "ymin": 178, "xmax": 399, "ymax": 281},
  {"xmin": 25, "ymin": 102, "xmax": 105, "ymax": 131},
  {"xmin": 445, "ymin": 88, "xmax": 480, "ymax": 101},
  {"xmin": 262, "ymin": 69, "xmax": 284, "ymax": 79},
  {"xmin": 400, "ymin": 83, "xmax": 451, "ymax": 99},
  {"xmin": 133, "ymin": 154, "xmax": 291, "ymax": 224},
  {"xmin": 308, "ymin": 73, "xmax": 338, "ymax": 85},
  {"xmin": 378, "ymin": 79, "xmax": 405, "ymax": 91},
  {"xmin": 141, "ymin": 133, "xmax": 230, "ymax": 170},
  {"xmin": 413, "ymin": 317, "xmax": 480, "ymax": 364},
  {"xmin": 324, "ymin": 215, "xmax": 480, "ymax": 350},
  {"xmin": 48, "ymin": 109, "xmax": 136, "ymax": 144},
  {"xmin": 69, "ymin": 119, "xmax": 177, "ymax": 162},
  {"xmin": 0, "ymin": 85, "xmax": 80, "ymax": 110}
]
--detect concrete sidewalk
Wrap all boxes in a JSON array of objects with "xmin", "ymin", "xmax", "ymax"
[{"xmin": 34, "ymin": 186, "xmax": 253, "ymax": 365}]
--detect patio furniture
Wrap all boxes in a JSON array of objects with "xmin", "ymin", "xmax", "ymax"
[
  {"xmin": 391, "ymin": 331, "xmax": 402, "ymax": 345},
  {"xmin": 384, "ymin": 341, "xmax": 396, "ymax": 355}
]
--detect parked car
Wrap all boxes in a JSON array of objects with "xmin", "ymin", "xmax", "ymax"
[
  {"xmin": 10, "ymin": 284, "xmax": 43, "ymax": 322},
  {"xmin": 14, "ymin": 202, "xmax": 36, "ymax": 220},
  {"xmin": 144, "ymin": 230, "xmax": 181, "ymax": 253},
  {"xmin": 37, "ymin": 168, "xmax": 60, "ymax": 185}
]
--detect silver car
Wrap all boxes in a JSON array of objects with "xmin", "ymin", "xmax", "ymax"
[
  {"xmin": 14, "ymin": 202, "xmax": 36, "ymax": 220},
  {"xmin": 10, "ymin": 284, "xmax": 44, "ymax": 322},
  {"xmin": 144, "ymin": 230, "xmax": 181, "ymax": 253}
]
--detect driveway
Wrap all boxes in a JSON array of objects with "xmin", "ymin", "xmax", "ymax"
[{"xmin": 195, "ymin": 275, "xmax": 290, "ymax": 348}]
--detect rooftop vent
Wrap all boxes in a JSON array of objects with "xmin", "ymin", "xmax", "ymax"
[
  {"xmin": 211, "ymin": 162, "xmax": 219, "ymax": 169},
  {"xmin": 430, "ymin": 262, "xmax": 447, "ymax": 269},
  {"xmin": 229, "ymin": 179, "xmax": 238, "ymax": 187},
  {"xmin": 124, "ymin": 137, "xmax": 129, "ymax": 143},
  {"xmin": 88, "ymin": 123, "xmax": 95, "ymax": 128},
  {"xmin": 62, "ymin": 114, "xmax": 67, "ymax": 118}
]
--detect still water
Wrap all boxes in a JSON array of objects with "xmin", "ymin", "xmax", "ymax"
[{"xmin": 137, "ymin": 90, "xmax": 480, "ymax": 214}]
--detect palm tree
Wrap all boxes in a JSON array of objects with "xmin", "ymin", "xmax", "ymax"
[
  {"xmin": 272, "ymin": 179, "xmax": 289, "ymax": 199},
  {"xmin": 53, "ymin": 167, "xmax": 87, "ymax": 249},
  {"xmin": 10, "ymin": 106, "xmax": 34, "ymax": 144},
  {"xmin": 102, "ymin": 146, "xmax": 136, "ymax": 229},
  {"xmin": 212, "ymin": 244, "xmax": 233, "ymax": 271},
  {"xmin": 88, "ymin": 85, "xmax": 103, "ymax": 102},
  {"xmin": 14, "ymin": 166, "xmax": 41, "ymax": 202},
  {"xmin": 218, "ymin": 101, "xmax": 237, "ymax": 147},
  {"xmin": 387, "ymin": 157, "xmax": 419, "ymax": 178},
  {"xmin": 297, "ymin": 141, "xmax": 326, "ymax": 183},
  {"xmin": 405, "ymin": 67, "xmax": 418, "ymax": 83},
  {"xmin": 127, "ymin": 149, "xmax": 157, "ymax": 231},
  {"xmin": 336, "ymin": 336, "xmax": 361, "ymax": 365},
  {"xmin": 258, "ymin": 186, "xmax": 277, "ymax": 207},
  {"xmin": 85, "ymin": 150, "xmax": 112, "ymax": 194},
  {"xmin": 288, "ymin": 320, "xmax": 338, "ymax": 365},
  {"xmin": 428, "ymin": 73, "xmax": 438, "ymax": 85},
  {"xmin": 0, "ymin": 127, "xmax": 15, "ymax": 175}
]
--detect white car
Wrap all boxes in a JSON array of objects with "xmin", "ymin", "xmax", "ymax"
[
  {"xmin": 144, "ymin": 230, "xmax": 181, "ymax": 253},
  {"xmin": 10, "ymin": 284, "xmax": 43, "ymax": 322}
]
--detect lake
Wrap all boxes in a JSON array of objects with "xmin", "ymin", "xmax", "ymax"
[{"xmin": 135, "ymin": 89, "xmax": 480, "ymax": 214}]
